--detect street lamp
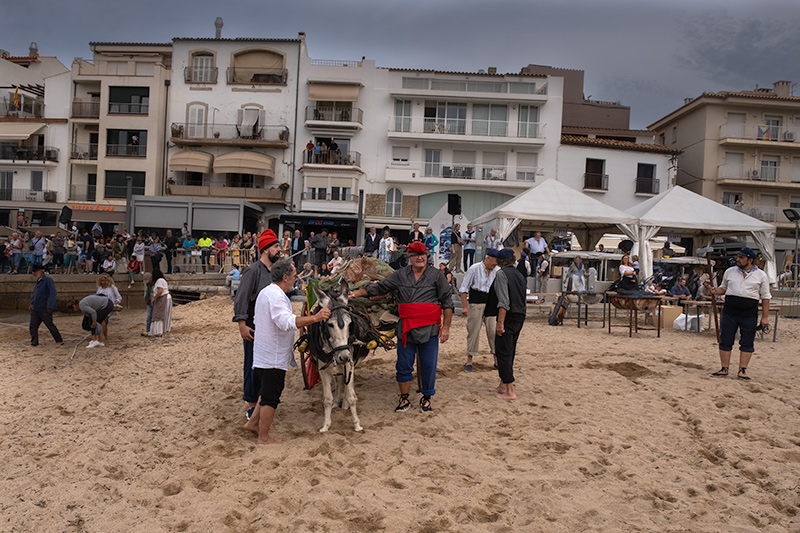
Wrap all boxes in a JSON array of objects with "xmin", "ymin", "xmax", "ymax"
[{"xmin": 784, "ymin": 208, "xmax": 800, "ymax": 291}]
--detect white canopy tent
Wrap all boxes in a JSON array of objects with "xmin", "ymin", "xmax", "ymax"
[
  {"xmin": 471, "ymin": 179, "xmax": 638, "ymax": 251},
  {"xmin": 621, "ymin": 186, "xmax": 777, "ymax": 284}
]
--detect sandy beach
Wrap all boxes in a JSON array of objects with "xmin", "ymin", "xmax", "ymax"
[{"xmin": 2, "ymin": 295, "xmax": 799, "ymax": 532}]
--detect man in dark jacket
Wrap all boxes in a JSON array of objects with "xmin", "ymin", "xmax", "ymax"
[
  {"xmin": 164, "ymin": 229, "xmax": 180, "ymax": 274},
  {"xmin": 29, "ymin": 264, "xmax": 63, "ymax": 347}
]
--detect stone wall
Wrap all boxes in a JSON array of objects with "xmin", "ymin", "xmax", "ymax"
[{"xmin": 365, "ymin": 193, "xmax": 418, "ymax": 219}]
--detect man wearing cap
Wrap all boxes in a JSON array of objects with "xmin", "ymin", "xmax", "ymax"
[
  {"xmin": 485, "ymin": 248, "xmax": 527, "ymax": 400},
  {"xmin": 458, "ymin": 249, "xmax": 499, "ymax": 372},
  {"xmin": 704, "ymin": 247, "xmax": 771, "ymax": 381},
  {"xmin": 233, "ymin": 229, "xmax": 282, "ymax": 419},
  {"xmin": 349, "ymin": 241, "xmax": 453, "ymax": 413},
  {"xmin": 29, "ymin": 264, "xmax": 63, "ymax": 347}
]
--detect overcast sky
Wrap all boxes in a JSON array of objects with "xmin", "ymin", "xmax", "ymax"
[{"xmin": 3, "ymin": 0, "xmax": 799, "ymax": 128}]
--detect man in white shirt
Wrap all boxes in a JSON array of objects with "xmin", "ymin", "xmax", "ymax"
[
  {"xmin": 704, "ymin": 247, "xmax": 771, "ymax": 381},
  {"xmin": 459, "ymin": 249, "xmax": 499, "ymax": 371},
  {"xmin": 243, "ymin": 259, "xmax": 329, "ymax": 444},
  {"xmin": 525, "ymin": 231, "xmax": 549, "ymax": 255},
  {"xmin": 484, "ymin": 227, "xmax": 502, "ymax": 252}
]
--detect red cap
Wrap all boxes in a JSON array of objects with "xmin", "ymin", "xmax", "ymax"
[
  {"xmin": 407, "ymin": 241, "xmax": 427, "ymax": 255},
  {"xmin": 258, "ymin": 229, "xmax": 279, "ymax": 252}
]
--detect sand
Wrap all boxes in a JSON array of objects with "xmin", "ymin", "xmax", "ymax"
[{"xmin": 2, "ymin": 295, "xmax": 800, "ymax": 532}]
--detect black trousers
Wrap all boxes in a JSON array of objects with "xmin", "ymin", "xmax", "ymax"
[
  {"xmin": 495, "ymin": 313, "xmax": 525, "ymax": 384},
  {"xmin": 30, "ymin": 310, "xmax": 63, "ymax": 345},
  {"xmin": 165, "ymin": 250, "xmax": 174, "ymax": 274}
]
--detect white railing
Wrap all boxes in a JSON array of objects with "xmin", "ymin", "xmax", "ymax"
[
  {"xmin": 389, "ymin": 116, "xmax": 545, "ymax": 139},
  {"xmin": 729, "ymin": 204, "xmax": 782, "ymax": 223},
  {"xmin": 400, "ymin": 77, "xmax": 547, "ymax": 95},
  {"xmin": 718, "ymin": 164, "xmax": 800, "ymax": 183},
  {"xmin": 397, "ymin": 161, "xmax": 540, "ymax": 182},
  {"xmin": 720, "ymin": 123, "xmax": 800, "ymax": 142}
]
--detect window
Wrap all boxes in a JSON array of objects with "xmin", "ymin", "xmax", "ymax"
[
  {"xmin": 31, "ymin": 170, "xmax": 43, "ymax": 191},
  {"xmin": 330, "ymin": 186, "xmax": 351, "ymax": 201},
  {"xmin": 186, "ymin": 172, "xmax": 204, "ymax": 187},
  {"xmin": 392, "ymin": 146, "xmax": 410, "ymax": 164},
  {"xmin": 424, "ymin": 101, "xmax": 466, "ymax": 134},
  {"xmin": 472, "ymin": 104, "xmax": 507, "ymax": 136},
  {"xmin": 763, "ymin": 115, "xmax": 781, "ymax": 141},
  {"xmin": 386, "ymin": 188, "xmax": 402, "ymax": 217},
  {"xmin": 188, "ymin": 105, "xmax": 206, "ymax": 138},
  {"xmin": 635, "ymin": 163, "xmax": 658, "ymax": 194},
  {"xmin": 481, "ymin": 152, "xmax": 505, "ymax": 179},
  {"xmin": 793, "ymin": 157, "xmax": 800, "ymax": 183},
  {"xmin": 518, "ymin": 106, "xmax": 539, "ymax": 138},
  {"xmin": 584, "ymin": 159, "xmax": 607, "ymax": 190},
  {"xmin": 0, "ymin": 170, "xmax": 12, "ymax": 201},
  {"xmin": 424, "ymin": 149, "xmax": 441, "ymax": 177},
  {"xmin": 315, "ymin": 101, "xmax": 353, "ymax": 122},
  {"xmin": 790, "ymin": 196, "xmax": 800, "ymax": 209},
  {"xmin": 135, "ymin": 62, "xmax": 154, "ymax": 76},
  {"xmin": 108, "ymin": 87, "xmax": 149, "ymax": 114},
  {"xmin": 191, "ymin": 53, "xmax": 215, "ymax": 83},
  {"xmin": 722, "ymin": 192, "xmax": 742, "ymax": 206},
  {"xmin": 402, "ymin": 78, "xmax": 428, "ymax": 90},
  {"xmin": 106, "ymin": 130, "xmax": 147, "ymax": 157},
  {"xmin": 307, "ymin": 187, "xmax": 326, "ymax": 200},
  {"xmin": 229, "ymin": 173, "xmax": 254, "ymax": 188},
  {"xmin": 516, "ymin": 152, "xmax": 538, "ymax": 181},
  {"xmin": 105, "ymin": 171, "xmax": 145, "ymax": 198},
  {"xmin": 759, "ymin": 156, "xmax": 779, "ymax": 181},
  {"xmin": 237, "ymin": 107, "xmax": 265, "ymax": 138},
  {"xmin": 395, "ymin": 100, "xmax": 411, "ymax": 132},
  {"xmin": 671, "ymin": 125, "xmax": 677, "ymax": 144},
  {"xmin": 229, "ymin": 49, "xmax": 286, "ymax": 84},
  {"xmin": 106, "ymin": 61, "xmax": 127, "ymax": 76}
]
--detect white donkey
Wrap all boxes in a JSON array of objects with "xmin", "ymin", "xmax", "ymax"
[{"xmin": 309, "ymin": 282, "xmax": 367, "ymax": 432}]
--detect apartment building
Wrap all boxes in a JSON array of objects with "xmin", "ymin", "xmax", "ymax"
[
  {"xmin": 649, "ymin": 81, "xmax": 800, "ymax": 235},
  {"xmin": 67, "ymin": 42, "xmax": 172, "ymax": 231},
  {"xmin": 0, "ymin": 44, "xmax": 69, "ymax": 228}
]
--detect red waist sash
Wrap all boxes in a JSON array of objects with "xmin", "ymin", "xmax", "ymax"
[{"xmin": 398, "ymin": 302, "xmax": 442, "ymax": 347}]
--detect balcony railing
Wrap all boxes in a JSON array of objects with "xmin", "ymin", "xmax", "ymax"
[
  {"xmin": 310, "ymin": 59, "xmax": 361, "ymax": 67},
  {"xmin": 729, "ymin": 204, "xmax": 782, "ymax": 223},
  {"xmin": 0, "ymin": 145, "xmax": 59, "ymax": 162},
  {"xmin": 0, "ymin": 101, "xmax": 44, "ymax": 118},
  {"xmin": 635, "ymin": 177, "xmax": 660, "ymax": 194},
  {"xmin": 184, "ymin": 66, "xmax": 219, "ymax": 83},
  {"xmin": 106, "ymin": 144, "xmax": 147, "ymax": 157},
  {"xmin": 0, "ymin": 189, "xmax": 58, "ymax": 202},
  {"xmin": 72, "ymin": 58, "xmax": 167, "ymax": 77},
  {"xmin": 302, "ymin": 192, "xmax": 358, "ymax": 203},
  {"xmin": 718, "ymin": 164, "xmax": 799, "ymax": 183},
  {"xmin": 171, "ymin": 123, "xmax": 289, "ymax": 144},
  {"xmin": 302, "ymin": 150, "xmax": 361, "ymax": 167},
  {"xmin": 108, "ymin": 102, "xmax": 149, "ymax": 115},
  {"xmin": 105, "ymin": 185, "xmax": 145, "ymax": 199},
  {"xmin": 167, "ymin": 183, "xmax": 286, "ymax": 201},
  {"xmin": 71, "ymin": 101, "xmax": 100, "ymax": 118},
  {"xmin": 305, "ymin": 106, "xmax": 363, "ymax": 124},
  {"xmin": 720, "ymin": 123, "xmax": 800, "ymax": 142},
  {"xmin": 583, "ymin": 173, "xmax": 609, "ymax": 191},
  {"xmin": 69, "ymin": 185, "xmax": 97, "ymax": 202},
  {"xmin": 415, "ymin": 163, "xmax": 541, "ymax": 182},
  {"xmin": 70, "ymin": 143, "xmax": 99, "ymax": 160},
  {"xmin": 226, "ymin": 67, "xmax": 288, "ymax": 85},
  {"xmin": 389, "ymin": 116, "xmax": 545, "ymax": 139}
]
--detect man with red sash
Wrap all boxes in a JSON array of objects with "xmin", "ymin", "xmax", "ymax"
[{"xmin": 350, "ymin": 241, "xmax": 453, "ymax": 412}]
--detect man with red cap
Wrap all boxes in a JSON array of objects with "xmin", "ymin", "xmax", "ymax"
[
  {"xmin": 233, "ymin": 229, "xmax": 282, "ymax": 419},
  {"xmin": 349, "ymin": 241, "xmax": 453, "ymax": 413}
]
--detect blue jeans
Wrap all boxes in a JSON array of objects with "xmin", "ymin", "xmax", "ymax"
[
  {"xmin": 32, "ymin": 255, "xmax": 43, "ymax": 266},
  {"xmin": 719, "ymin": 313, "xmax": 757, "ymax": 353},
  {"xmin": 242, "ymin": 339, "xmax": 261, "ymax": 403},
  {"xmin": 463, "ymin": 249, "xmax": 475, "ymax": 271},
  {"xmin": 396, "ymin": 335, "xmax": 439, "ymax": 396}
]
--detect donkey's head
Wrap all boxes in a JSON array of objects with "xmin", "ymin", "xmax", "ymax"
[{"xmin": 312, "ymin": 281, "xmax": 352, "ymax": 364}]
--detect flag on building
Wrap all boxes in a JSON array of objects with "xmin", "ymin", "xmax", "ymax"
[{"xmin": 13, "ymin": 86, "xmax": 19, "ymax": 109}]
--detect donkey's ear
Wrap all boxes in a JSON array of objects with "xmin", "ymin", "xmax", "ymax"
[
  {"xmin": 336, "ymin": 281, "xmax": 349, "ymax": 305},
  {"xmin": 312, "ymin": 285, "xmax": 330, "ymax": 308}
]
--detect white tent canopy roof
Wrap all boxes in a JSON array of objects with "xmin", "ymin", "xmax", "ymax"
[
  {"xmin": 472, "ymin": 179, "xmax": 638, "ymax": 230},
  {"xmin": 625, "ymin": 186, "xmax": 775, "ymax": 234}
]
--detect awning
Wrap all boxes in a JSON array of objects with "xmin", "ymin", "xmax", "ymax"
[
  {"xmin": 308, "ymin": 82, "xmax": 361, "ymax": 102},
  {"xmin": 169, "ymin": 151, "xmax": 213, "ymax": 173},
  {"xmin": 0, "ymin": 123, "xmax": 45, "ymax": 140},
  {"xmin": 213, "ymin": 151, "xmax": 275, "ymax": 178}
]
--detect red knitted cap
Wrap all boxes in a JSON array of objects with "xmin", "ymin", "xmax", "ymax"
[{"xmin": 258, "ymin": 229, "xmax": 279, "ymax": 252}]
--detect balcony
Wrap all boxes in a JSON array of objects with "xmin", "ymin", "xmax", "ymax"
[
  {"xmin": 167, "ymin": 183, "xmax": 287, "ymax": 202},
  {"xmin": 108, "ymin": 102, "xmax": 149, "ymax": 115},
  {"xmin": 719, "ymin": 123, "xmax": 800, "ymax": 144},
  {"xmin": 170, "ymin": 123, "xmax": 290, "ymax": 149},
  {"xmin": 386, "ymin": 162, "xmax": 540, "ymax": 186},
  {"xmin": 389, "ymin": 116, "xmax": 545, "ymax": 143},
  {"xmin": 301, "ymin": 150, "xmax": 361, "ymax": 167},
  {"xmin": 105, "ymin": 185, "xmax": 145, "ymax": 199},
  {"xmin": 635, "ymin": 177, "xmax": 660, "ymax": 195},
  {"xmin": 106, "ymin": 144, "xmax": 147, "ymax": 158},
  {"xmin": 0, "ymin": 101, "xmax": 44, "ymax": 118},
  {"xmin": 583, "ymin": 173, "xmax": 608, "ymax": 191},
  {"xmin": 226, "ymin": 67, "xmax": 287, "ymax": 85},
  {"xmin": 0, "ymin": 145, "xmax": 59, "ymax": 162},
  {"xmin": 71, "ymin": 101, "xmax": 100, "ymax": 119},
  {"xmin": 184, "ymin": 66, "xmax": 218, "ymax": 84},
  {"xmin": 301, "ymin": 191, "xmax": 358, "ymax": 203},
  {"xmin": 69, "ymin": 185, "xmax": 96, "ymax": 202},
  {"xmin": 72, "ymin": 58, "xmax": 165, "ymax": 77},
  {"xmin": 728, "ymin": 204, "xmax": 782, "ymax": 223},
  {"xmin": 717, "ymin": 164, "xmax": 800, "ymax": 188},
  {"xmin": 305, "ymin": 106, "xmax": 363, "ymax": 128},
  {"xmin": 70, "ymin": 143, "xmax": 99, "ymax": 162},
  {"xmin": 0, "ymin": 189, "xmax": 58, "ymax": 202},
  {"xmin": 300, "ymin": 190, "xmax": 358, "ymax": 214}
]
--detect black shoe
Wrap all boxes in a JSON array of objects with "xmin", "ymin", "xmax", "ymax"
[
  {"xmin": 394, "ymin": 393, "xmax": 411, "ymax": 412},
  {"xmin": 419, "ymin": 395, "xmax": 432, "ymax": 412}
]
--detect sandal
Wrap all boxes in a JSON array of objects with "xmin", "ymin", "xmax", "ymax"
[
  {"xmin": 394, "ymin": 393, "xmax": 411, "ymax": 412},
  {"xmin": 737, "ymin": 368, "xmax": 751, "ymax": 381},
  {"xmin": 419, "ymin": 395, "xmax": 432, "ymax": 412},
  {"xmin": 711, "ymin": 367, "xmax": 729, "ymax": 377}
]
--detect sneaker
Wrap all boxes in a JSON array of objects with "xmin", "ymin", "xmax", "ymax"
[
  {"xmin": 87, "ymin": 340, "xmax": 100, "ymax": 348},
  {"xmin": 97, "ymin": 342, "xmax": 105, "ymax": 347},
  {"xmin": 394, "ymin": 393, "xmax": 411, "ymax": 413},
  {"xmin": 420, "ymin": 395, "xmax": 433, "ymax": 412},
  {"xmin": 246, "ymin": 407, "xmax": 255, "ymax": 420}
]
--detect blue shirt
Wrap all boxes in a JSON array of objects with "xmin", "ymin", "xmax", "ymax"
[
  {"xmin": 230, "ymin": 268, "xmax": 240, "ymax": 280},
  {"xmin": 670, "ymin": 284, "xmax": 691, "ymax": 298},
  {"xmin": 31, "ymin": 274, "xmax": 57, "ymax": 312}
]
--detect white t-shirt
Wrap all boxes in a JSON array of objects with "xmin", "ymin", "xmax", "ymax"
[
  {"xmin": 526, "ymin": 237, "xmax": 548, "ymax": 254},
  {"xmin": 154, "ymin": 277, "xmax": 169, "ymax": 296},
  {"xmin": 253, "ymin": 283, "xmax": 298, "ymax": 370},
  {"xmin": 619, "ymin": 264, "xmax": 635, "ymax": 277}
]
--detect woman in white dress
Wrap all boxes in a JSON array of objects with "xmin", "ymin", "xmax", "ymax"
[
  {"xmin": 149, "ymin": 269, "xmax": 172, "ymax": 337},
  {"xmin": 133, "ymin": 236, "xmax": 146, "ymax": 272},
  {"xmin": 378, "ymin": 230, "xmax": 394, "ymax": 263}
]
